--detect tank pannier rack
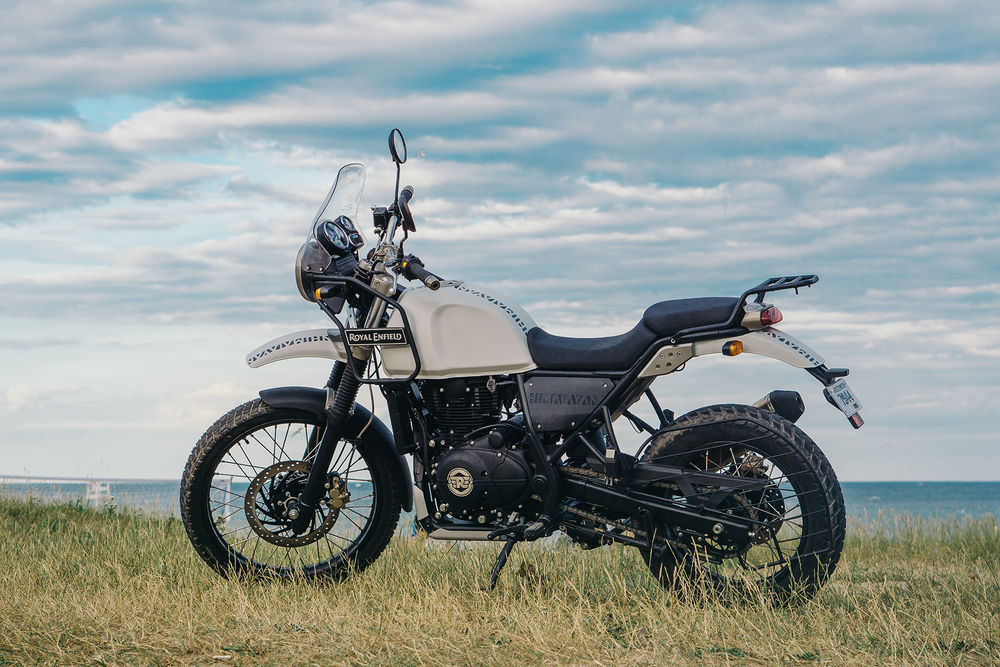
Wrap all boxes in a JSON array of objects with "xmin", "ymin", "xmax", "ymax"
[{"xmin": 314, "ymin": 274, "xmax": 421, "ymax": 384}]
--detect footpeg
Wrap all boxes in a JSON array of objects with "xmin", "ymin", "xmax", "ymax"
[
  {"xmin": 523, "ymin": 517, "xmax": 550, "ymax": 541},
  {"xmin": 487, "ymin": 524, "xmax": 522, "ymax": 541}
]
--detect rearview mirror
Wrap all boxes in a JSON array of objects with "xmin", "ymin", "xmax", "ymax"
[{"xmin": 389, "ymin": 128, "xmax": 407, "ymax": 164}]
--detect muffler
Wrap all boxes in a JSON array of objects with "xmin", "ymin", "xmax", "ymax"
[{"xmin": 753, "ymin": 390, "xmax": 805, "ymax": 423}]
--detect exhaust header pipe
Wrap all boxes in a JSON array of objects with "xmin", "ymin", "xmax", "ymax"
[{"xmin": 753, "ymin": 390, "xmax": 805, "ymax": 424}]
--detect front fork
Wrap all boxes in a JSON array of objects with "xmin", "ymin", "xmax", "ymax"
[
  {"xmin": 291, "ymin": 268, "xmax": 394, "ymax": 532},
  {"xmin": 291, "ymin": 360, "xmax": 363, "ymax": 531}
]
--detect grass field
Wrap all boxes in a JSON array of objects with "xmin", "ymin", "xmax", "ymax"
[{"xmin": 1, "ymin": 497, "xmax": 998, "ymax": 666}]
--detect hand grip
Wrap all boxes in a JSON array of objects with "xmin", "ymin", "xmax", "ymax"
[{"xmin": 401, "ymin": 256, "xmax": 441, "ymax": 290}]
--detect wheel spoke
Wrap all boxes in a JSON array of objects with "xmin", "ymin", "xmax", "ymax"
[
  {"xmin": 637, "ymin": 411, "xmax": 845, "ymax": 593},
  {"xmin": 186, "ymin": 408, "xmax": 398, "ymax": 581},
  {"xmin": 230, "ymin": 437, "xmax": 366, "ymax": 564}
]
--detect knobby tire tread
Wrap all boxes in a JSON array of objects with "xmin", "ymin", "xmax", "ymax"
[
  {"xmin": 180, "ymin": 398, "xmax": 401, "ymax": 581},
  {"xmin": 642, "ymin": 404, "xmax": 846, "ymax": 599}
]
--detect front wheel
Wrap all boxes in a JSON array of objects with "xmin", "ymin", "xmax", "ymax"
[
  {"xmin": 641, "ymin": 404, "xmax": 846, "ymax": 600},
  {"xmin": 180, "ymin": 399, "xmax": 401, "ymax": 580}
]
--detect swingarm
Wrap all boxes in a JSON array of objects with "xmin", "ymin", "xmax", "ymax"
[{"xmin": 561, "ymin": 465, "xmax": 768, "ymax": 548}]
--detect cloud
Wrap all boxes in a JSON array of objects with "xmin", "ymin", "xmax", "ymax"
[
  {"xmin": 589, "ymin": 1, "xmax": 1000, "ymax": 63},
  {"xmin": 103, "ymin": 90, "xmax": 533, "ymax": 153},
  {"xmin": 0, "ymin": 0, "xmax": 613, "ymax": 111},
  {"xmin": 1, "ymin": 1, "xmax": 999, "ymax": 477},
  {"xmin": 773, "ymin": 136, "xmax": 981, "ymax": 182},
  {"xmin": 0, "ymin": 337, "xmax": 80, "ymax": 349},
  {"xmin": 3, "ymin": 383, "xmax": 85, "ymax": 411}
]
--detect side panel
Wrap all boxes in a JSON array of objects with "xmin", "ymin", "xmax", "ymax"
[
  {"xmin": 246, "ymin": 329, "xmax": 347, "ymax": 368},
  {"xmin": 381, "ymin": 282, "xmax": 538, "ymax": 380},
  {"xmin": 524, "ymin": 376, "xmax": 615, "ymax": 431},
  {"xmin": 257, "ymin": 386, "xmax": 413, "ymax": 511}
]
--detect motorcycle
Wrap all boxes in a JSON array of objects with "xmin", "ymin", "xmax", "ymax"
[{"xmin": 180, "ymin": 129, "xmax": 863, "ymax": 599}]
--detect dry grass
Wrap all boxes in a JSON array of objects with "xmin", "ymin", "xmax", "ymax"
[{"xmin": 1, "ymin": 497, "xmax": 998, "ymax": 666}]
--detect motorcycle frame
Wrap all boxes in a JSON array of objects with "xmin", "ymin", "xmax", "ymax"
[
  {"xmin": 396, "ymin": 347, "xmax": 774, "ymax": 545},
  {"xmin": 258, "ymin": 272, "xmax": 852, "ymax": 553},
  {"xmin": 318, "ymin": 282, "xmax": 809, "ymax": 548}
]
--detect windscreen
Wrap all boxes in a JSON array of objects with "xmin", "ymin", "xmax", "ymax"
[{"xmin": 313, "ymin": 163, "xmax": 366, "ymax": 226}]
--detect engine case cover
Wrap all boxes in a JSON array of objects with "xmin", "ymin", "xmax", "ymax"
[{"xmin": 435, "ymin": 445, "xmax": 531, "ymax": 514}]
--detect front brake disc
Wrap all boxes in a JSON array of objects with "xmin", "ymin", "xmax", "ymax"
[{"xmin": 243, "ymin": 461, "xmax": 342, "ymax": 547}]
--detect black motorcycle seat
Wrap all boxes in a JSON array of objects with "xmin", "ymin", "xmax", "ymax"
[{"xmin": 526, "ymin": 297, "xmax": 739, "ymax": 371}]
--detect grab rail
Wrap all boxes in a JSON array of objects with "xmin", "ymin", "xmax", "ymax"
[{"xmin": 669, "ymin": 274, "xmax": 819, "ymax": 343}]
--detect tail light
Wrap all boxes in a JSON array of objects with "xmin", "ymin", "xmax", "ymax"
[
  {"xmin": 741, "ymin": 303, "xmax": 784, "ymax": 329},
  {"xmin": 760, "ymin": 305, "xmax": 783, "ymax": 326}
]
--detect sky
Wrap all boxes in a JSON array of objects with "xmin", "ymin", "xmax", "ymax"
[{"xmin": 1, "ymin": 0, "xmax": 998, "ymax": 480}]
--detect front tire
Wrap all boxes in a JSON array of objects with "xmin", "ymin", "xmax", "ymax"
[
  {"xmin": 641, "ymin": 404, "xmax": 845, "ymax": 600},
  {"xmin": 180, "ymin": 399, "xmax": 401, "ymax": 581}
]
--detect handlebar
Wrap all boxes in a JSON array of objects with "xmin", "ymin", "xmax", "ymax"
[{"xmin": 400, "ymin": 255, "xmax": 441, "ymax": 290}]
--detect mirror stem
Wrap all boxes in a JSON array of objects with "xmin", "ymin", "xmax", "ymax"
[{"xmin": 394, "ymin": 163, "xmax": 401, "ymax": 209}]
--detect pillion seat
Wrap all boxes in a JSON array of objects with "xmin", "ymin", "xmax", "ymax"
[{"xmin": 525, "ymin": 297, "xmax": 739, "ymax": 372}]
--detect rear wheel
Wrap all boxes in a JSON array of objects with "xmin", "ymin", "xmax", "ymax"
[
  {"xmin": 180, "ymin": 399, "xmax": 400, "ymax": 580},
  {"xmin": 641, "ymin": 404, "xmax": 845, "ymax": 600}
]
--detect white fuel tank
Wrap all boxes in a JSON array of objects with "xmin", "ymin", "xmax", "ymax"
[{"xmin": 380, "ymin": 282, "xmax": 538, "ymax": 380}]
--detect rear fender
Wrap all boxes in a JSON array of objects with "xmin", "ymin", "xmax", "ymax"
[
  {"xmin": 258, "ymin": 386, "xmax": 413, "ymax": 512},
  {"xmin": 638, "ymin": 326, "xmax": 823, "ymax": 378},
  {"xmin": 694, "ymin": 327, "xmax": 825, "ymax": 368}
]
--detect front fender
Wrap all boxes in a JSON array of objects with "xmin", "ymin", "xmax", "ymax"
[
  {"xmin": 247, "ymin": 329, "xmax": 348, "ymax": 368},
  {"xmin": 258, "ymin": 386, "xmax": 413, "ymax": 512}
]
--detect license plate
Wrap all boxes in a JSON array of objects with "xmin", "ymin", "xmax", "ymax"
[{"xmin": 825, "ymin": 379, "xmax": 862, "ymax": 415}]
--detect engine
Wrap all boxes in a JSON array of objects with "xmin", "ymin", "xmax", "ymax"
[
  {"xmin": 420, "ymin": 377, "xmax": 512, "ymax": 443},
  {"xmin": 419, "ymin": 377, "xmax": 532, "ymax": 522},
  {"xmin": 433, "ymin": 426, "xmax": 532, "ymax": 522}
]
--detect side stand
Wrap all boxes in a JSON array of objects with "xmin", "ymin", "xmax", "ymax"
[{"xmin": 488, "ymin": 537, "xmax": 517, "ymax": 590}]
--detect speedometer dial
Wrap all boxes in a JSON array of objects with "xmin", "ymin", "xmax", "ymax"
[{"xmin": 316, "ymin": 219, "xmax": 350, "ymax": 254}]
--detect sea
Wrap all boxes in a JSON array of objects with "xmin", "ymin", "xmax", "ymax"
[{"xmin": 2, "ymin": 480, "xmax": 997, "ymax": 525}]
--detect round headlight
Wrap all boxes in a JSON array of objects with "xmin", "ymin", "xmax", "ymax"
[{"xmin": 294, "ymin": 240, "xmax": 331, "ymax": 302}]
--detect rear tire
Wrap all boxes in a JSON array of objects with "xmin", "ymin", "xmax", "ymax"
[
  {"xmin": 641, "ymin": 404, "xmax": 845, "ymax": 600},
  {"xmin": 180, "ymin": 399, "xmax": 401, "ymax": 581}
]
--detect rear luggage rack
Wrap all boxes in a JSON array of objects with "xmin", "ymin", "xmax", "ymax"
[
  {"xmin": 743, "ymin": 275, "xmax": 819, "ymax": 303},
  {"xmin": 669, "ymin": 274, "xmax": 819, "ymax": 343}
]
